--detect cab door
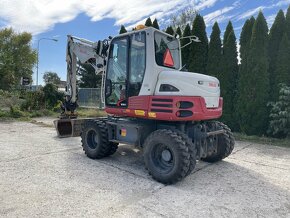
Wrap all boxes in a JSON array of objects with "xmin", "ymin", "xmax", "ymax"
[
  {"xmin": 105, "ymin": 37, "xmax": 129, "ymax": 107},
  {"xmin": 105, "ymin": 32, "xmax": 146, "ymax": 108}
]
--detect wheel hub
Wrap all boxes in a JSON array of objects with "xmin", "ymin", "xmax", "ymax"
[{"xmin": 161, "ymin": 149, "xmax": 172, "ymax": 162}]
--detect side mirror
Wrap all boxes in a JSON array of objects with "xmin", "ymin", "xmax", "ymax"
[{"xmin": 105, "ymin": 79, "xmax": 112, "ymax": 97}]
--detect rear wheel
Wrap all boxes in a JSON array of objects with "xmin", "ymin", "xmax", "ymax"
[
  {"xmin": 202, "ymin": 122, "xmax": 235, "ymax": 163},
  {"xmin": 175, "ymin": 130, "xmax": 196, "ymax": 176},
  {"xmin": 81, "ymin": 120, "xmax": 117, "ymax": 159},
  {"xmin": 144, "ymin": 129, "xmax": 190, "ymax": 184}
]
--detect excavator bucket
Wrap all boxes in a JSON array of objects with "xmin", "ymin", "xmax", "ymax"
[{"xmin": 53, "ymin": 118, "xmax": 86, "ymax": 138}]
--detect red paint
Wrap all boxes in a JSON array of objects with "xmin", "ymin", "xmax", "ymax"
[{"xmin": 105, "ymin": 96, "xmax": 223, "ymax": 121}]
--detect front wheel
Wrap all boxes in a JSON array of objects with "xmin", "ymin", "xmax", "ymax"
[
  {"xmin": 202, "ymin": 122, "xmax": 235, "ymax": 163},
  {"xmin": 81, "ymin": 120, "xmax": 117, "ymax": 159},
  {"xmin": 143, "ymin": 129, "xmax": 190, "ymax": 184}
]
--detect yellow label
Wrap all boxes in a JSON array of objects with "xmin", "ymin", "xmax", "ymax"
[
  {"xmin": 148, "ymin": 112, "xmax": 156, "ymax": 118},
  {"xmin": 121, "ymin": 129, "xmax": 126, "ymax": 137},
  {"xmin": 134, "ymin": 110, "xmax": 145, "ymax": 116}
]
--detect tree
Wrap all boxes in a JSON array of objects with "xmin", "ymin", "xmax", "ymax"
[
  {"xmin": 268, "ymin": 83, "xmax": 290, "ymax": 138},
  {"xmin": 119, "ymin": 25, "xmax": 127, "ymax": 34},
  {"xmin": 181, "ymin": 24, "xmax": 191, "ymax": 69},
  {"xmin": 0, "ymin": 28, "xmax": 37, "ymax": 90},
  {"xmin": 171, "ymin": 8, "xmax": 197, "ymax": 31},
  {"xmin": 206, "ymin": 22, "xmax": 222, "ymax": 78},
  {"xmin": 238, "ymin": 17, "xmax": 255, "ymax": 131},
  {"xmin": 268, "ymin": 10, "xmax": 286, "ymax": 100},
  {"xmin": 220, "ymin": 23, "xmax": 238, "ymax": 129},
  {"xmin": 145, "ymin": 17, "xmax": 153, "ymax": 27},
  {"xmin": 152, "ymin": 18, "xmax": 160, "ymax": 29},
  {"xmin": 175, "ymin": 26, "xmax": 182, "ymax": 38},
  {"xmin": 286, "ymin": 6, "xmax": 290, "ymax": 39},
  {"xmin": 43, "ymin": 71, "xmax": 61, "ymax": 85},
  {"xmin": 239, "ymin": 17, "xmax": 255, "ymax": 62},
  {"xmin": 237, "ymin": 11, "xmax": 269, "ymax": 135},
  {"xmin": 42, "ymin": 83, "xmax": 63, "ymax": 109},
  {"xmin": 78, "ymin": 63, "xmax": 102, "ymax": 88},
  {"xmin": 274, "ymin": 33, "xmax": 290, "ymax": 93},
  {"xmin": 165, "ymin": 26, "xmax": 174, "ymax": 35},
  {"xmin": 188, "ymin": 14, "xmax": 208, "ymax": 74}
]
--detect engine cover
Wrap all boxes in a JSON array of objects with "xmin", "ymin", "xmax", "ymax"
[{"xmin": 155, "ymin": 70, "xmax": 220, "ymax": 108}]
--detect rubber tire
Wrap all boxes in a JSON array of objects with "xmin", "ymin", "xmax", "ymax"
[
  {"xmin": 175, "ymin": 130, "xmax": 197, "ymax": 176},
  {"xmin": 81, "ymin": 120, "xmax": 116, "ymax": 159},
  {"xmin": 107, "ymin": 142, "xmax": 119, "ymax": 156},
  {"xmin": 143, "ymin": 129, "xmax": 190, "ymax": 184},
  {"xmin": 201, "ymin": 122, "xmax": 235, "ymax": 163}
]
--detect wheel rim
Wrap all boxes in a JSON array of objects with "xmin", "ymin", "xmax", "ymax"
[
  {"xmin": 151, "ymin": 143, "xmax": 174, "ymax": 174},
  {"xmin": 87, "ymin": 129, "xmax": 99, "ymax": 149}
]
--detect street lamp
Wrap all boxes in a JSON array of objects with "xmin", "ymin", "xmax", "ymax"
[{"xmin": 36, "ymin": 38, "xmax": 58, "ymax": 87}]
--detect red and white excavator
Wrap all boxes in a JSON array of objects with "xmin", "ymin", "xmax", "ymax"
[{"xmin": 54, "ymin": 26, "xmax": 235, "ymax": 184}]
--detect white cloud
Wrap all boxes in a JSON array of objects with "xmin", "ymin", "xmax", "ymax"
[
  {"xmin": 273, "ymin": 0, "xmax": 290, "ymax": 7},
  {"xmin": 190, "ymin": 0, "xmax": 218, "ymax": 11},
  {"xmin": 0, "ymin": 0, "xmax": 220, "ymax": 35},
  {"xmin": 235, "ymin": 0, "xmax": 290, "ymax": 21},
  {"xmin": 236, "ymin": 6, "xmax": 265, "ymax": 20},
  {"xmin": 204, "ymin": 6, "xmax": 235, "ymax": 26},
  {"xmin": 266, "ymin": 14, "xmax": 277, "ymax": 26}
]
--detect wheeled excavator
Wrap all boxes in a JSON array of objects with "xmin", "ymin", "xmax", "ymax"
[{"xmin": 54, "ymin": 26, "xmax": 235, "ymax": 184}]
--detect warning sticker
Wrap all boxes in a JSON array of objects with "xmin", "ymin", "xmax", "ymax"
[
  {"xmin": 134, "ymin": 110, "xmax": 145, "ymax": 116},
  {"xmin": 121, "ymin": 128, "xmax": 127, "ymax": 137}
]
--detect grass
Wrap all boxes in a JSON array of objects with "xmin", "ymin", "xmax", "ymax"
[
  {"xmin": 234, "ymin": 132, "xmax": 290, "ymax": 148},
  {"xmin": 77, "ymin": 107, "xmax": 107, "ymax": 118}
]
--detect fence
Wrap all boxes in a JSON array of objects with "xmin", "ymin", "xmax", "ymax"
[{"xmin": 77, "ymin": 88, "xmax": 104, "ymax": 108}]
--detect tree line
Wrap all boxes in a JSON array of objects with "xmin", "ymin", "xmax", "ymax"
[{"xmin": 119, "ymin": 7, "xmax": 290, "ymax": 138}]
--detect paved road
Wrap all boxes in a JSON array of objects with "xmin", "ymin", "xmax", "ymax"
[{"xmin": 0, "ymin": 120, "xmax": 290, "ymax": 217}]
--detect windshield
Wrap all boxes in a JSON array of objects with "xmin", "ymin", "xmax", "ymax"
[{"xmin": 154, "ymin": 32, "xmax": 180, "ymax": 69}]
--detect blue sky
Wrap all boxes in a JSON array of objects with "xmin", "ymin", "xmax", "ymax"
[{"xmin": 0, "ymin": 0, "xmax": 289, "ymax": 85}]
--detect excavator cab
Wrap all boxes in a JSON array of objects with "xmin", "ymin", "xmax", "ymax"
[{"xmin": 104, "ymin": 28, "xmax": 185, "ymax": 116}]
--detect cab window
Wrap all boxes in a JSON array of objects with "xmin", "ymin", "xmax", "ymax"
[
  {"xmin": 129, "ymin": 32, "xmax": 146, "ymax": 97},
  {"xmin": 154, "ymin": 32, "xmax": 180, "ymax": 69},
  {"xmin": 106, "ymin": 37, "xmax": 128, "ymax": 106}
]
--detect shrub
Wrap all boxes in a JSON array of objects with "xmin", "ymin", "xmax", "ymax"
[
  {"xmin": 42, "ymin": 83, "xmax": 64, "ymax": 109},
  {"xmin": 268, "ymin": 84, "xmax": 290, "ymax": 138},
  {"xmin": 21, "ymin": 90, "xmax": 45, "ymax": 110}
]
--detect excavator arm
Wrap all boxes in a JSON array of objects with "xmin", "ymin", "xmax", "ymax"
[{"xmin": 61, "ymin": 35, "xmax": 109, "ymax": 118}]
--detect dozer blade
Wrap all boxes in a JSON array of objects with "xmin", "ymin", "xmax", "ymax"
[{"xmin": 54, "ymin": 118, "xmax": 86, "ymax": 138}]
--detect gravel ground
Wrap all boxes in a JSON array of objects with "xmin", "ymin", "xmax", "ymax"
[{"xmin": 0, "ymin": 118, "xmax": 290, "ymax": 218}]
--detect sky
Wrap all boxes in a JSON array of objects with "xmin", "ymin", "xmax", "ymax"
[{"xmin": 0, "ymin": 0, "xmax": 290, "ymax": 85}]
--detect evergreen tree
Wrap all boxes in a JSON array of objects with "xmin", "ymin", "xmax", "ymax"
[
  {"xmin": 274, "ymin": 33, "xmax": 290, "ymax": 93},
  {"xmin": 239, "ymin": 17, "xmax": 255, "ymax": 62},
  {"xmin": 145, "ymin": 17, "xmax": 153, "ymax": 27},
  {"xmin": 223, "ymin": 21, "xmax": 234, "ymax": 44},
  {"xmin": 176, "ymin": 26, "xmax": 182, "ymax": 38},
  {"xmin": 165, "ymin": 26, "xmax": 174, "ymax": 35},
  {"xmin": 220, "ymin": 23, "xmax": 238, "ymax": 129},
  {"xmin": 237, "ymin": 11, "xmax": 269, "ymax": 135},
  {"xmin": 268, "ymin": 84, "xmax": 290, "ymax": 138},
  {"xmin": 286, "ymin": 6, "xmax": 290, "ymax": 39},
  {"xmin": 206, "ymin": 22, "xmax": 222, "ymax": 78},
  {"xmin": 119, "ymin": 25, "xmax": 127, "ymax": 34},
  {"xmin": 152, "ymin": 18, "xmax": 160, "ymax": 29},
  {"xmin": 238, "ymin": 17, "xmax": 255, "ymax": 131},
  {"xmin": 268, "ymin": 10, "xmax": 286, "ymax": 100},
  {"xmin": 189, "ymin": 14, "xmax": 208, "ymax": 74},
  {"xmin": 181, "ymin": 24, "xmax": 191, "ymax": 69},
  {"xmin": 78, "ymin": 63, "xmax": 102, "ymax": 88}
]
